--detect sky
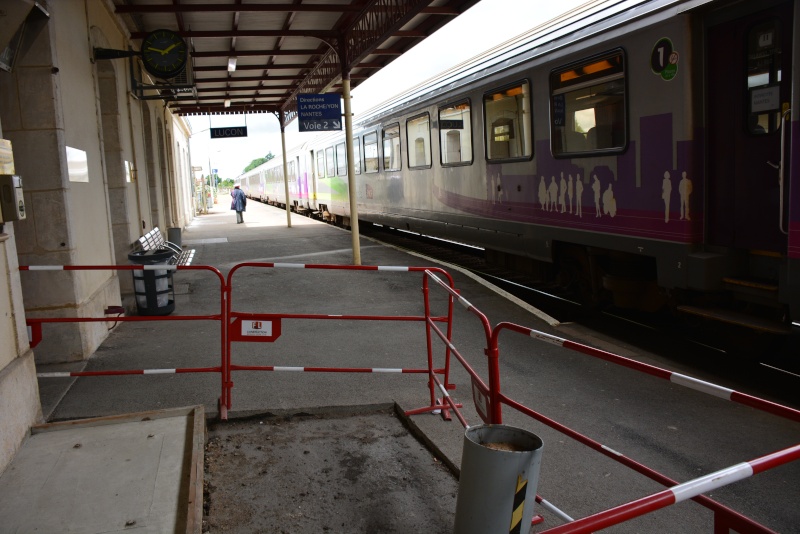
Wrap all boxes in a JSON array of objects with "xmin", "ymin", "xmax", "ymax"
[{"xmin": 187, "ymin": 0, "xmax": 590, "ymax": 179}]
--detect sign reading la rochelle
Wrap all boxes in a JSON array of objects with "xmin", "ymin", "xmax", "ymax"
[{"xmin": 297, "ymin": 94, "xmax": 342, "ymax": 132}]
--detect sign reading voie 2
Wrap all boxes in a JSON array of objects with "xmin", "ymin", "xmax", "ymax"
[{"xmin": 298, "ymin": 94, "xmax": 342, "ymax": 132}]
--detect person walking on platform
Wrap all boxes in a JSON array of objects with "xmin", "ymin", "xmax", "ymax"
[{"xmin": 231, "ymin": 185, "xmax": 247, "ymax": 224}]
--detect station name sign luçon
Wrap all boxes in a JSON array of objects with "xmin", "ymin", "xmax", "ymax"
[
  {"xmin": 210, "ymin": 126, "xmax": 248, "ymax": 139},
  {"xmin": 298, "ymin": 94, "xmax": 342, "ymax": 132}
]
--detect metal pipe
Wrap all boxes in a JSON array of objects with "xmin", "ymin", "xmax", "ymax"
[{"xmin": 779, "ymin": 108, "xmax": 790, "ymax": 235}]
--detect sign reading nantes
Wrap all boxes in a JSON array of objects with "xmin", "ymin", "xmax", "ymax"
[
  {"xmin": 298, "ymin": 94, "xmax": 342, "ymax": 132},
  {"xmin": 210, "ymin": 126, "xmax": 248, "ymax": 139}
]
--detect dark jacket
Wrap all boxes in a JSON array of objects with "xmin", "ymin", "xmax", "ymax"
[{"xmin": 231, "ymin": 188, "xmax": 246, "ymax": 212}]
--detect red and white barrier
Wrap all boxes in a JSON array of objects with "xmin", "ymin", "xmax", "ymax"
[
  {"xmin": 421, "ymin": 269, "xmax": 799, "ymax": 534},
  {"xmin": 23, "ymin": 262, "xmax": 799, "ymax": 533}
]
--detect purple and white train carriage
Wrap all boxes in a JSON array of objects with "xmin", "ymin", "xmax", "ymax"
[{"xmin": 288, "ymin": 0, "xmax": 799, "ymax": 333}]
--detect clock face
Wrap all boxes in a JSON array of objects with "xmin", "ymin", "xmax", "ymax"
[{"xmin": 141, "ymin": 29, "xmax": 188, "ymax": 79}]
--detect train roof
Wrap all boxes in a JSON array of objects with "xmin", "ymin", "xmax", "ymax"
[
  {"xmin": 354, "ymin": 0, "xmax": 709, "ymax": 126},
  {"xmin": 236, "ymin": 139, "xmax": 311, "ymax": 178}
]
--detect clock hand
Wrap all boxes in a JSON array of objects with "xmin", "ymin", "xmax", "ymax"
[
  {"xmin": 162, "ymin": 43, "xmax": 178, "ymax": 54},
  {"xmin": 146, "ymin": 46, "xmax": 165, "ymax": 54}
]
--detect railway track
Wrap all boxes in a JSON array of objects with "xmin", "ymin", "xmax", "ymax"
[{"xmin": 360, "ymin": 223, "xmax": 800, "ymax": 409}]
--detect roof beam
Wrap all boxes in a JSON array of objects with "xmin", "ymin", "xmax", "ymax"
[
  {"xmin": 115, "ymin": 4, "xmax": 458, "ymax": 14},
  {"xmin": 196, "ymin": 63, "xmax": 315, "ymax": 70},
  {"xmin": 195, "ymin": 85, "xmax": 291, "ymax": 94},
  {"xmin": 172, "ymin": 95, "xmax": 283, "ymax": 103},
  {"xmin": 130, "ymin": 30, "xmax": 338, "ymax": 39},
  {"xmin": 117, "ymin": 4, "xmax": 362, "ymax": 14},
  {"xmin": 190, "ymin": 49, "xmax": 322, "ymax": 58},
  {"xmin": 193, "ymin": 66, "xmax": 309, "ymax": 75},
  {"xmin": 195, "ymin": 77, "xmax": 296, "ymax": 86},
  {"xmin": 345, "ymin": 0, "xmax": 432, "ymax": 69},
  {"xmin": 173, "ymin": 105, "xmax": 280, "ymax": 115},
  {"xmin": 369, "ymin": 48, "xmax": 403, "ymax": 55},
  {"xmin": 281, "ymin": 0, "xmax": 432, "ymax": 120}
]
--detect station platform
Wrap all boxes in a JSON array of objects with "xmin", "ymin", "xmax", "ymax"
[
  {"xmin": 23, "ymin": 199, "xmax": 574, "ymax": 533},
  {"xmin": 9, "ymin": 200, "xmax": 800, "ymax": 533}
]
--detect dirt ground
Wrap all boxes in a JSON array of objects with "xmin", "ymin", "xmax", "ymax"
[{"xmin": 202, "ymin": 407, "xmax": 459, "ymax": 533}]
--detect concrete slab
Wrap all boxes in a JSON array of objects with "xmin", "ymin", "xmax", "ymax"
[
  {"xmin": 0, "ymin": 406, "xmax": 204, "ymax": 533},
  {"xmin": 204, "ymin": 404, "xmax": 460, "ymax": 533}
]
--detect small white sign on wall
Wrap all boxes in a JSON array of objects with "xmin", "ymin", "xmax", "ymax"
[{"xmin": 66, "ymin": 146, "xmax": 89, "ymax": 183}]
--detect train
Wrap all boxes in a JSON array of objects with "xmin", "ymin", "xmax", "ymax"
[{"xmin": 237, "ymin": 0, "xmax": 800, "ymax": 335}]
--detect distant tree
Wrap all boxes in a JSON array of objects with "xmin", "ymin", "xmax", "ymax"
[{"xmin": 242, "ymin": 151, "xmax": 276, "ymax": 173}]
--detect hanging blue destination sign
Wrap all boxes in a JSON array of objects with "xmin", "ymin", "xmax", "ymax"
[
  {"xmin": 210, "ymin": 126, "xmax": 248, "ymax": 139},
  {"xmin": 298, "ymin": 93, "xmax": 342, "ymax": 132}
]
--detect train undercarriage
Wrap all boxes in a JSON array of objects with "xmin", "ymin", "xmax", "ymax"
[{"xmin": 487, "ymin": 242, "xmax": 796, "ymax": 354}]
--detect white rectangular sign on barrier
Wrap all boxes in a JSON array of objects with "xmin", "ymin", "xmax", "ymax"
[{"xmin": 241, "ymin": 320, "xmax": 273, "ymax": 337}]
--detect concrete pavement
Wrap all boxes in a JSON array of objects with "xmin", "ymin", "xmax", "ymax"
[{"xmin": 18, "ymin": 199, "xmax": 800, "ymax": 533}]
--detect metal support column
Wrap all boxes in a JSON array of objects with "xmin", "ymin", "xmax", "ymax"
[
  {"xmin": 342, "ymin": 74, "xmax": 361, "ymax": 265},
  {"xmin": 280, "ymin": 111, "xmax": 292, "ymax": 228}
]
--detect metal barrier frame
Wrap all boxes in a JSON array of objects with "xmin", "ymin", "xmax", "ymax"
[
  {"xmin": 23, "ymin": 262, "xmax": 461, "ymax": 422},
  {"xmin": 411, "ymin": 267, "xmax": 495, "ymax": 428},
  {"xmin": 22, "ymin": 264, "xmax": 228, "ymax": 409},
  {"xmin": 23, "ymin": 264, "xmax": 799, "ymax": 531},
  {"xmin": 222, "ymin": 262, "xmax": 459, "ymax": 420},
  {"xmin": 422, "ymin": 269, "xmax": 800, "ymax": 533}
]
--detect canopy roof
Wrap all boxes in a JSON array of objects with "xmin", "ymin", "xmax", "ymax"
[{"xmin": 110, "ymin": 0, "xmax": 480, "ymax": 124}]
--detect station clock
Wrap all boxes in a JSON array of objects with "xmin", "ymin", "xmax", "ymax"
[{"xmin": 140, "ymin": 29, "xmax": 188, "ymax": 79}]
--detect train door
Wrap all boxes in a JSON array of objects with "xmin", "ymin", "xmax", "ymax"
[
  {"xmin": 309, "ymin": 149, "xmax": 318, "ymax": 209},
  {"xmin": 707, "ymin": 1, "xmax": 792, "ymax": 253}
]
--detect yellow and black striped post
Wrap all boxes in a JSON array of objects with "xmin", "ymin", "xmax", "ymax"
[{"xmin": 510, "ymin": 475, "xmax": 528, "ymax": 533}]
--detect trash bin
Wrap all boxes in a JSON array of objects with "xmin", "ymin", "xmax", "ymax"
[
  {"xmin": 167, "ymin": 227, "xmax": 182, "ymax": 247},
  {"xmin": 454, "ymin": 424, "xmax": 543, "ymax": 534},
  {"xmin": 128, "ymin": 248, "xmax": 175, "ymax": 316}
]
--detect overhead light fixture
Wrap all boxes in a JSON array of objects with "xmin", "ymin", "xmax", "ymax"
[
  {"xmin": 227, "ymin": 57, "xmax": 237, "ymax": 72},
  {"xmin": 224, "ymin": 99, "xmax": 231, "ymax": 108}
]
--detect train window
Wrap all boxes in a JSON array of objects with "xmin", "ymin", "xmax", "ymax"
[
  {"xmin": 316, "ymin": 150, "xmax": 326, "ymax": 178},
  {"xmin": 383, "ymin": 123, "xmax": 402, "ymax": 171},
  {"xmin": 325, "ymin": 146, "xmax": 335, "ymax": 177},
  {"xmin": 288, "ymin": 160, "xmax": 297, "ymax": 182},
  {"xmin": 336, "ymin": 142, "xmax": 347, "ymax": 176},
  {"xmin": 747, "ymin": 21, "xmax": 782, "ymax": 135},
  {"xmin": 483, "ymin": 81, "xmax": 533, "ymax": 161},
  {"xmin": 439, "ymin": 100, "xmax": 473, "ymax": 166},
  {"xmin": 550, "ymin": 50, "xmax": 626, "ymax": 156},
  {"xmin": 364, "ymin": 132, "xmax": 379, "ymax": 173},
  {"xmin": 353, "ymin": 137, "xmax": 361, "ymax": 175},
  {"xmin": 406, "ymin": 113, "xmax": 432, "ymax": 169}
]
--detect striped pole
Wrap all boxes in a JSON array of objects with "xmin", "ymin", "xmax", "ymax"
[
  {"xmin": 38, "ymin": 367, "xmax": 220, "ymax": 378},
  {"xmin": 494, "ymin": 322, "xmax": 800, "ymax": 424},
  {"xmin": 492, "ymin": 321, "xmax": 800, "ymax": 532},
  {"xmin": 539, "ymin": 443, "xmax": 800, "ymax": 534}
]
